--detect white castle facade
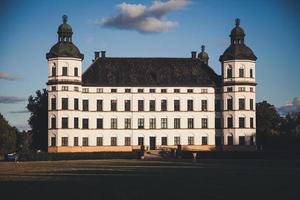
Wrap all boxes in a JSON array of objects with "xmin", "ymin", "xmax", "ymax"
[{"xmin": 47, "ymin": 16, "xmax": 257, "ymax": 152}]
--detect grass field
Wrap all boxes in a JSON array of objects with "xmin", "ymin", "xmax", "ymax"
[{"xmin": 0, "ymin": 159, "xmax": 300, "ymax": 200}]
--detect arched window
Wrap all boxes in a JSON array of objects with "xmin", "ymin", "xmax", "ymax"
[
  {"xmin": 227, "ymin": 65, "xmax": 232, "ymax": 78},
  {"xmin": 62, "ymin": 67, "xmax": 68, "ymax": 76},
  {"xmin": 239, "ymin": 67, "xmax": 245, "ymax": 78},
  {"xmin": 51, "ymin": 116, "xmax": 56, "ymax": 129},
  {"xmin": 227, "ymin": 115, "xmax": 233, "ymax": 128},
  {"xmin": 227, "ymin": 96, "xmax": 233, "ymax": 110},
  {"xmin": 227, "ymin": 133, "xmax": 233, "ymax": 145},
  {"xmin": 51, "ymin": 64, "xmax": 56, "ymax": 76}
]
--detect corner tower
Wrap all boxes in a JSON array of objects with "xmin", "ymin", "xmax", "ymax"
[
  {"xmin": 220, "ymin": 19, "xmax": 257, "ymax": 148},
  {"xmin": 46, "ymin": 15, "xmax": 84, "ymax": 152}
]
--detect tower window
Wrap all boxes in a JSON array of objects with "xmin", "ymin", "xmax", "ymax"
[
  {"xmin": 62, "ymin": 67, "xmax": 68, "ymax": 76},
  {"xmin": 61, "ymin": 117, "xmax": 68, "ymax": 128},
  {"xmin": 227, "ymin": 98, "xmax": 233, "ymax": 110},
  {"xmin": 227, "ymin": 66, "xmax": 232, "ymax": 78},
  {"xmin": 52, "ymin": 67, "xmax": 56, "ymax": 76},
  {"xmin": 51, "ymin": 117, "xmax": 56, "ymax": 129},
  {"xmin": 61, "ymin": 98, "xmax": 68, "ymax": 110},
  {"xmin": 51, "ymin": 98, "xmax": 56, "ymax": 110},
  {"xmin": 227, "ymin": 116, "xmax": 233, "ymax": 128},
  {"xmin": 74, "ymin": 67, "xmax": 78, "ymax": 76},
  {"xmin": 239, "ymin": 117, "xmax": 245, "ymax": 128},
  {"xmin": 239, "ymin": 98, "xmax": 245, "ymax": 110},
  {"xmin": 239, "ymin": 68, "xmax": 244, "ymax": 77},
  {"xmin": 250, "ymin": 69, "xmax": 253, "ymax": 78}
]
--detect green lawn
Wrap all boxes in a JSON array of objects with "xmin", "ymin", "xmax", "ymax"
[{"xmin": 0, "ymin": 159, "xmax": 299, "ymax": 200}]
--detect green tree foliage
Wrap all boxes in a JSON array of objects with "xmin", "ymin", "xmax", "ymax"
[
  {"xmin": 0, "ymin": 113, "xmax": 17, "ymax": 155},
  {"xmin": 27, "ymin": 89, "xmax": 48, "ymax": 151},
  {"xmin": 16, "ymin": 130, "xmax": 32, "ymax": 153}
]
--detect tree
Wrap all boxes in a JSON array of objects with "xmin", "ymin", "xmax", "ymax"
[
  {"xmin": 27, "ymin": 89, "xmax": 48, "ymax": 151},
  {"xmin": 0, "ymin": 113, "xmax": 17, "ymax": 156},
  {"xmin": 256, "ymin": 101, "xmax": 281, "ymax": 150}
]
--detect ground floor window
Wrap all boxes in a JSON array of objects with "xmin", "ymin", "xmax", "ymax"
[
  {"xmin": 239, "ymin": 136, "xmax": 245, "ymax": 145},
  {"xmin": 161, "ymin": 137, "xmax": 167, "ymax": 145},
  {"xmin": 125, "ymin": 137, "xmax": 131, "ymax": 146},
  {"xmin": 188, "ymin": 136, "xmax": 194, "ymax": 145},
  {"xmin": 111, "ymin": 137, "xmax": 117, "ymax": 146},
  {"xmin": 61, "ymin": 137, "xmax": 68, "ymax": 146},
  {"xmin": 228, "ymin": 136, "xmax": 233, "ymax": 145},
  {"xmin": 174, "ymin": 136, "xmax": 181, "ymax": 145},
  {"xmin": 51, "ymin": 137, "xmax": 56, "ymax": 146},
  {"xmin": 97, "ymin": 137, "xmax": 103, "ymax": 146},
  {"xmin": 74, "ymin": 137, "xmax": 78, "ymax": 146},
  {"xmin": 202, "ymin": 136, "xmax": 208, "ymax": 145},
  {"xmin": 138, "ymin": 137, "xmax": 144, "ymax": 146},
  {"xmin": 82, "ymin": 137, "xmax": 89, "ymax": 146}
]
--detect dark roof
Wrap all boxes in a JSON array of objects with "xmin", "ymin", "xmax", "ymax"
[
  {"xmin": 219, "ymin": 44, "xmax": 257, "ymax": 62},
  {"xmin": 82, "ymin": 57, "xmax": 221, "ymax": 87},
  {"xmin": 46, "ymin": 42, "xmax": 84, "ymax": 59}
]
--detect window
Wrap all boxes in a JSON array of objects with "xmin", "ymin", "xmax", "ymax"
[
  {"xmin": 61, "ymin": 137, "xmax": 68, "ymax": 146},
  {"xmin": 228, "ymin": 136, "xmax": 233, "ymax": 145},
  {"xmin": 97, "ymin": 100, "xmax": 103, "ymax": 111},
  {"xmin": 161, "ymin": 100, "xmax": 167, "ymax": 111},
  {"xmin": 51, "ymin": 98, "xmax": 56, "ymax": 110},
  {"xmin": 125, "ymin": 118, "xmax": 131, "ymax": 129},
  {"xmin": 161, "ymin": 137, "xmax": 168, "ymax": 145},
  {"xmin": 201, "ymin": 118, "xmax": 208, "ymax": 128},
  {"xmin": 187, "ymin": 100, "xmax": 193, "ymax": 111},
  {"xmin": 138, "ymin": 89, "xmax": 144, "ymax": 93},
  {"xmin": 97, "ymin": 118, "xmax": 103, "ymax": 129},
  {"xmin": 174, "ymin": 137, "xmax": 181, "ymax": 145},
  {"xmin": 201, "ymin": 100, "xmax": 208, "ymax": 111},
  {"xmin": 187, "ymin": 89, "xmax": 193, "ymax": 93},
  {"xmin": 96, "ymin": 88, "xmax": 103, "ymax": 93},
  {"xmin": 82, "ymin": 88, "xmax": 89, "ymax": 93},
  {"xmin": 138, "ymin": 118, "xmax": 144, "ymax": 129},
  {"xmin": 250, "ymin": 99, "xmax": 254, "ymax": 110},
  {"xmin": 149, "ymin": 100, "xmax": 156, "ymax": 111},
  {"xmin": 161, "ymin": 89, "xmax": 167, "ymax": 93},
  {"xmin": 174, "ymin": 89, "xmax": 180, "ymax": 93},
  {"xmin": 215, "ymin": 118, "xmax": 221, "ymax": 129},
  {"xmin": 250, "ymin": 69, "xmax": 253, "ymax": 78},
  {"xmin": 51, "ymin": 86, "xmax": 56, "ymax": 91},
  {"xmin": 82, "ymin": 137, "xmax": 89, "ymax": 146},
  {"xmin": 215, "ymin": 100, "xmax": 221, "ymax": 112},
  {"xmin": 227, "ymin": 87, "xmax": 233, "ymax": 92},
  {"xmin": 82, "ymin": 118, "xmax": 89, "ymax": 129},
  {"xmin": 188, "ymin": 118, "xmax": 194, "ymax": 129},
  {"xmin": 74, "ymin": 98, "xmax": 79, "ymax": 110},
  {"xmin": 238, "ymin": 87, "xmax": 246, "ymax": 92},
  {"xmin": 201, "ymin": 89, "xmax": 208, "ymax": 93},
  {"xmin": 250, "ymin": 117, "xmax": 254, "ymax": 128},
  {"xmin": 188, "ymin": 136, "xmax": 194, "ymax": 145},
  {"xmin": 124, "ymin": 100, "xmax": 131, "ymax": 111},
  {"xmin": 227, "ymin": 117, "xmax": 233, "ymax": 128},
  {"xmin": 138, "ymin": 137, "xmax": 144, "ymax": 146},
  {"xmin": 52, "ymin": 66, "xmax": 56, "ymax": 76},
  {"xmin": 61, "ymin": 98, "xmax": 68, "ymax": 110},
  {"xmin": 239, "ymin": 68, "xmax": 244, "ymax": 77},
  {"xmin": 62, "ymin": 67, "xmax": 68, "ymax": 76},
  {"xmin": 74, "ymin": 117, "xmax": 79, "ymax": 129},
  {"xmin": 74, "ymin": 67, "xmax": 78, "ymax": 76},
  {"xmin": 202, "ymin": 136, "xmax": 208, "ymax": 145},
  {"xmin": 227, "ymin": 98, "xmax": 233, "ymax": 110},
  {"xmin": 111, "ymin": 89, "xmax": 117, "ymax": 93},
  {"xmin": 62, "ymin": 117, "xmax": 68, "ymax": 128},
  {"xmin": 239, "ymin": 98, "xmax": 245, "ymax": 110},
  {"xmin": 111, "ymin": 118, "xmax": 117, "ymax": 129},
  {"xmin": 111, "ymin": 137, "xmax": 117, "ymax": 146},
  {"xmin": 250, "ymin": 87, "xmax": 254, "ymax": 92},
  {"xmin": 51, "ymin": 137, "xmax": 56, "ymax": 146},
  {"xmin": 125, "ymin": 88, "xmax": 131, "ymax": 93},
  {"xmin": 62, "ymin": 86, "xmax": 68, "ymax": 91},
  {"xmin": 82, "ymin": 100, "xmax": 89, "ymax": 111},
  {"xmin": 174, "ymin": 100, "xmax": 180, "ymax": 111},
  {"xmin": 74, "ymin": 137, "xmax": 78, "ymax": 146},
  {"xmin": 97, "ymin": 137, "xmax": 103, "ymax": 146},
  {"xmin": 174, "ymin": 118, "xmax": 180, "ymax": 129},
  {"xmin": 149, "ymin": 118, "xmax": 156, "ymax": 129},
  {"xmin": 150, "ymin": 89, "xmax": 155, "ymax": 93},
  {"xmin": 161, "ymin": 118, "xmax": 168, "ymax": 129},
  {"xmin": 138, "ymin": 100, "xmax": 144, "ymax": 111},
  {"xmin": 227, "ymin": 66, "xmax": 232, "ymax": 78},
  {"xmin": 111, "ymin": 100, "xmax": 117, "ymax": 111},
  {"xmin": 239, "ymin": 136, "xmax": 245, "ymax": 145},
  {"xmin": 51, "ymin": 117, "xmax": 56, "ymax": 129},
  {"xmin": 239, "ymin": 117, "xmax": 245, "ymax": 128},
  {"xmin": 125, "ymin": 137, "xmax": 131, "ymax": 146}
]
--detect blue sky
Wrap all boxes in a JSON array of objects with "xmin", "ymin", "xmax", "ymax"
[{"xmin": 0, "ymin": 0, "xmax": 300, "ymax": 130}]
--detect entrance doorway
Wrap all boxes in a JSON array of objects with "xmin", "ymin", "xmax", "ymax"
[{"xmin": 149, "ymin": 137, "xmax": 156, "ymax": 150}]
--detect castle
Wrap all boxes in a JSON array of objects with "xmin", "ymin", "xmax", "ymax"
[{"xmin": 47, "ymin": 16, "xmax": 257, "ymax": 152}]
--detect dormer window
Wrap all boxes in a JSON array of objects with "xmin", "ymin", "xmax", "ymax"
[{"xmin": 62, "ymin": 67, "xmax": 68, "ymax": 76}]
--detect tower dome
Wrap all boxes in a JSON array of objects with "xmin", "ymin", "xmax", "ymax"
[
  {"xmin": 219, "ymin": 18, "xmax": 256, "ymax": 62},
  {"xmin": 46, "ymin": 15, "xmax": 84, "ymax": 60},
  {"xmin": 198, "ymin": 45, "xmax": 209, "ymax": 64}
]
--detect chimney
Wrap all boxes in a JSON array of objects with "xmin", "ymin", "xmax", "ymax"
[
  {"xmin": 94, "ymin": 51, "xmax": 100, "ymax": 60},
  {"xmin": 191, "ymin": 51, "xmax": 197, "ymax": 59},
  {"xmin": 101, "ymin": 51, "xmax": 106, "ymax": 58}
]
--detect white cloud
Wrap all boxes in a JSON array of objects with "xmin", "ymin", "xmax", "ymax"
[
  {"xmin": 0, "ymin": 71, "xmax": 22, "ymax": 81},
  {"xmin": 278, "ymin": 97, "xmax": 300, "ymax": 115},
  {"xmin": 100, "ymin": 0, "xmax": 190, "ymax": 33}
]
